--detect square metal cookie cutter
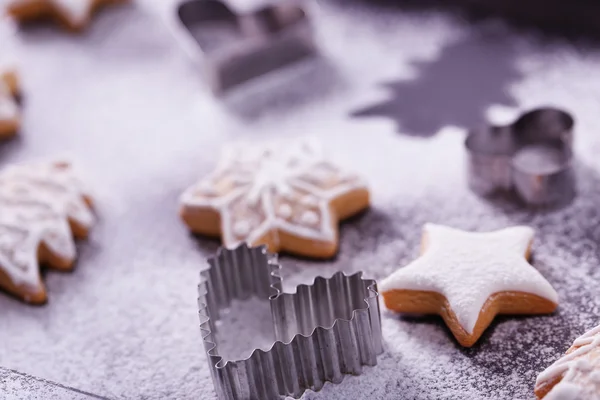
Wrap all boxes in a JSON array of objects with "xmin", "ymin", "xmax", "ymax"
[
  {"xmin": 172, "ymin": 0, "xmax": 316, "ymax": 93},
  {"xmin": 199, "ymin": 244, "xmax": 383, "ymax": 400},
  {"xmin": 465, "ymin": 107, "xmax": 575, "ymax": 206}
]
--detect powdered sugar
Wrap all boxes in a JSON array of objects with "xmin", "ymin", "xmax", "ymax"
[{"xmin": 2, "ymin": 1, "xmax": 600, "ymax": 399}]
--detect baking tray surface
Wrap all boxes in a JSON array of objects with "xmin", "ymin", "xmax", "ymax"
[{"xmin": 1, "ymin": 1, "xmax": 600, "ymax": 399}]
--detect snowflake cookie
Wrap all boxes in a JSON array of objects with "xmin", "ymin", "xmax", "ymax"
[
  {"xmin": 0, "ymin": 161, "xmax": 94, "ymax": 304},
  {"xmin": 380, "ymin": 224, "xmax": 559, "ymax": 347},
  {"xmin": 180, "ymin": 138, "xmax": 370, "ymax": 259},
  {"xmin": 6, "ymin": 0, "xmax": 128, "ymax": 32},
  {"xmin": 535, "ymin": 323, "xmax": 600, "ymax": 400},
  {"xmin": 0, "ymin": 67, "xmax": 20, "ymax": 139}
]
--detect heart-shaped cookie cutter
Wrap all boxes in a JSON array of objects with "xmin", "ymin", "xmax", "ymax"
[
  {"xmin": 465, "ymin": 107, "xmax": 575, "ymax": 206},
  {"xmin": 199, "ymin": 244, "xmax": 383, "ymax": 400},
  {"xmin": 172, "ymin": 0, "xmax": 316, "ymax": 93}
]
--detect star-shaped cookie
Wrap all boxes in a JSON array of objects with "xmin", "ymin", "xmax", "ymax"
[
  {"xmin": 535, "ymin": 323, "xmax": 600, "ymax": 399},
  {"xmin": 0, "ymin": 161, "xmax": 94, "ymax": 304},
  {"xmin": 380, "ymin": 224, "xmax": 558, "ymax": 347},
  {"xmin": 6, "ymin": 0, "xmax": 128, "ymax": 32},
  {"xmin": 180, "ymin": 138, "xmax": 370, "ymax": 259},
  {"xmin": 0, "ymin": 67, "xmax": 20, "ymax": 139}
]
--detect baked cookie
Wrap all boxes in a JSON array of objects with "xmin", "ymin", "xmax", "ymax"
[
  {"xmin": 535, "ymin": 324, "xmax": 600, "ymax": 399},
  {"xmin": 0, "ymin": 67, "xmax": 20, "ymax": 139},
  {"xmin": 380, "ymin": 224, "xmax": 558, "ymax": 347},
  {"xmin": 6, "ymin": 0, "xmax": 128, "ymax": 32},
  {"xmin": 180, "ymin": 138, "xmax": 369, "ymax": 258},
  {"xmin": 0, "ymin": 161, "xmax": 94, "ymax": 304},
  {"xmin": 0, "ymin": 161, "xmax": 94, "ymax": 238}
]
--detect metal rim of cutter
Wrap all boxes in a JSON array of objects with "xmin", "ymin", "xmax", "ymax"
[
  {"xmin": 170, "ymin": 0, "xmax": 316, "ymax": 94},
  {"xmin": 199, "ymin": 244, "xmax": 383, "ymax": 400},
  {"xmin": 465, "ymin": 106, "xmax": 576, "ymax": 206}
]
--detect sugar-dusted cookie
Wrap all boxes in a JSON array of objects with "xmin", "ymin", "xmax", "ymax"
[
  {"xmin": 535, "ymin": 324, "xmax": 600, "ymax": 399},
  {"xmin": 0, "ymin": 161, "xmax": 94, "ymax": 304},
  {"xmin": 0, "ymin": 67, "xmax": 20, "ymax": 139},
  {"xmin": 180, "ymin": 138, "xmax": 369, "ymax": 258},
  {"xmin": 380, "ymin": 224, "xmax": 558, "ymax": 347},
  {"xmin": 6, "ymin": 0, "xmax": 128, "ymax": 32}
]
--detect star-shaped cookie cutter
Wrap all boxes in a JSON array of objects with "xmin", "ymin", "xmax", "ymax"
[
  {"xmin": 199, "ymin": 244, "xmax": 383, "ymax": 400},
  {"xmin": 172, "ymin": 0, "xmax": 316, "ymax": 93},
  {"xmin": 465, "ymin": 107, "xmax": 575, "ymax": 206}
]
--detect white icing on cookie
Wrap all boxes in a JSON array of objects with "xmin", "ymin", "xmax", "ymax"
[
  {"xmin": 0, "ymin": 223, "xmax": 43, "ymax": 288},
  {"xmin": 277, "ymin": 203, "xmax": 293, "ymax": 219},
  {"xmin": 0, "ymin": 196, "xmax": 76, "ymax": 262},
  {"xmin": 233, "ymin": 220, "xmax": 251, "ymax": 237},
  {"xmin": 300, "ymin": 194, "xmax": 319, "ymax": 207},
  {"xmin": 0, "ymin": 161, "xmax": 93, "ymax": 289},
  {"xmin": 180, "ymin": 138, "xmax": 367, "ymax": 248},
  {"xmin": 300, "ymin": 210, "xmax": 319, "ymax": 225},
  {"xmin": 380, "ymin": 224, "xmax": 558, "ymax": 334},
  {"xmin": 537, "ymin": 324, "xmax": 600, "ymax": 400},
  {"xmin": 0, "ymin": 162, "xmax": 94, "ymax": 229}
]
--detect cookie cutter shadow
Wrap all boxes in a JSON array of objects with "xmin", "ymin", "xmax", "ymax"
[
  {"xmin": 466, "ymin": 107, "xmax": 576, "ymax": 208},
  {"xmin": 351, "ymin": 28, "xmax": 522, "ymax": 137}
]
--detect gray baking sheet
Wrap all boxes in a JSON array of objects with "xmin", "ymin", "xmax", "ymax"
[{"xmin": 1, "ymin": 0, "xmax": 600, "ymax": 399}]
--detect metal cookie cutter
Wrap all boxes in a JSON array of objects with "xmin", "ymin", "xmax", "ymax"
[
  {"xmin": 199, "ymin": 245, "xmax": 383, "ymax": 400},
  {"xmin": 173, "ymin": 0, "xmax": 316, "ymax": 93},
  {"xmin": 465, "ymin": 107, "xmax": 575, "ymax": 206}
]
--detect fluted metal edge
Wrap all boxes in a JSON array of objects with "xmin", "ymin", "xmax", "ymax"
[{"xmin": 198, "ymin": 244, "xmax": 383, "ymax": 400}]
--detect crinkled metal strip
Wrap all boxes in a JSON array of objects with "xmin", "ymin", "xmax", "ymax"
[{"xmin": 199, "ymin": 244, "xmax": 383, "ymax": 400}]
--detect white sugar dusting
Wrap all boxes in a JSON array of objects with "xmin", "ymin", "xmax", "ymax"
[{"xmin": 1, "ymin": 1, "xmax": 600, "ymax": 399}]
